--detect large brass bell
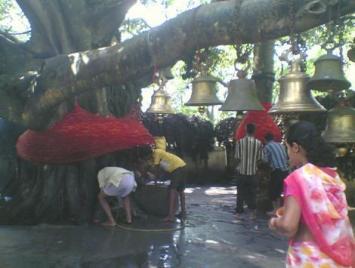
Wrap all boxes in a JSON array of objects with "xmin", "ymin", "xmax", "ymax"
[
  {"xmin": 322, "ymin": 106, "xmax": 355, "ymax": 143},
  {"xmin": 146, "ymin": 88, "xmax": 174, "ymax": 114},
  {"xmin": 269, "ymin": 61, "xmax": 326, "ymax": 114},
  {"xmin": 185, "ymin": 72, "xmax": 222, "ymax": 106},
  {"xmin": 220, "ymin": 71, "xmax": 263, "ymax": 111},
  {"xmin": 307, "ymin": 52, "xmax": 351, "ymax": 91}
]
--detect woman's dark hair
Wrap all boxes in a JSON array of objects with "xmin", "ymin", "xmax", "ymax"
[{"xmin": 286, "ymin": 121, "xmax": 336, "ymax": 167}]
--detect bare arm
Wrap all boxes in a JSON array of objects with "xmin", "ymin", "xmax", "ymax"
[{"xmin": 269, "ymin": 196, "xmax": 301, "ymax": 238}]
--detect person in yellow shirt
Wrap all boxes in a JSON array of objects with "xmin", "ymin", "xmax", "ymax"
[{"xmin": 153, "ymin": 136, "xmax": 187, "ymax": 222}]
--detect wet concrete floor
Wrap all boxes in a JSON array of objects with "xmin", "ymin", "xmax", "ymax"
[{"xmin": 0, "ymin": 186, "xmax": 287, "ymax": 267}]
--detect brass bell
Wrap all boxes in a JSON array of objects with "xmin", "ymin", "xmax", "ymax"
[
  {"xmin": 336, "ymin": 147, "xmax": 348, "ymax": 157},
  {"xmin": 269, "ymin": 61, "xmax": 326, "ymax": 114},
  {"xmin": 322, "ymin": 106, "xmax": 355, "ymax": 143},
  {"xmin": 146, "ymin": 88, "xmax": 174, "ymax": 114},
  {"xmin": 185, "ymin": 72, "xmax": 222, "ymax": 106},
  {"xmin": 220, "ymin": 71, "xmax": 263, "ymax": 111},
  {"xmin": 307, "ymin": 52, "xmax": 351, "ymax": 91}
]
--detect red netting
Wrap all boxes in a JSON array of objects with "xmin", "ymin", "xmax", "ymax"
[
  {"xmin": 235, "ymin": 102, "xmax": 282, "ymax": 143},
  {"xmin": 16, "ymin": 105, "xmax": 154, "ymax": 164}
]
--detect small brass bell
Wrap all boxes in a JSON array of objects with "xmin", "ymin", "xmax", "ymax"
[
  {"xmin": 307, "ymin": 52, "xmax": 351, "ymax": 91},
  {"xmin": 269, "ymin": 61, "xmax": 326, "ymax": 114},
  {"xmin": 322, "ymin": 106, "xmax": 355, "ymax": 143},
  {"xmin": 220, "ymin": 71, "xmax": 263, "ymax": 111},
  {"xmin": 336, "ymin": 146, "xmax": 348, "ymax": 157},
  {"xmin": 185, "ymin": 72, "xmax": 222, "ymax": 106},
  {"xmin": 146, "ymin": 88, "xmax": 174, "ymax": 114}
]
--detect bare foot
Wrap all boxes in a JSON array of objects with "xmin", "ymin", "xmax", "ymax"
[{"xmin": 101, "ymin": 221, "xmax": 117, "ymax": 227}]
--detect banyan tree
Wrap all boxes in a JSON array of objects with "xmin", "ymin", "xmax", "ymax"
[{"xmin": 0, "ymin": 0, "xmax": 354, "ymax": 224}]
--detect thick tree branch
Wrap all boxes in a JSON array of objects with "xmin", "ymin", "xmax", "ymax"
[
  {"xmin": 7, "ymin": 0, "xmax": 355, "ymax": 129},
  {"xmin": 0, "ymin": 29, "xmax": 40, "ymax": 56},
  {"xmin": 87, "ymin": 0, "xmax": 137, "ymax": 47},
  {"xmin": 16, "ymin": 0, "xmax": 136, "ymax": 57}
]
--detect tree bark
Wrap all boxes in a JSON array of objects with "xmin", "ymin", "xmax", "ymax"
[
  {"xmin": 16, "ymin": 0, "xmax": 136, "ymax": 57},
  {"xmin": 1, "ymin": 0, "xmax": 353, "ymax": 129},
  {"xmin": 1, "ymin": 0, "xmax": 354, "ymax": 225},
  {"xmin": 253, "ymin": 41, "xmax": 275, "ymax": 103}
]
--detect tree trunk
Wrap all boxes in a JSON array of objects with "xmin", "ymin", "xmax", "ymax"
[
  {"xmin": 1, "ymin": 0, "xmax": 354, "ymax": 224},
  {"xmin": 1, "ymin": 84, "xmax": 141, "ymax": 224},
  {"xmin": 253, "ymin": 41, "xmax": 275, "ymax": 103}
]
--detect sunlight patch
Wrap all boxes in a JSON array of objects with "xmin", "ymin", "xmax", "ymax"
[
  {"xmin": 246, "ymin": 255, "xmax": 256, "ymax": 259},
  {"xmin": 69, "ymin": 53, "xmax": 81, "ymax": 75},
  {"xmin": 274, "ymin": 248, "xmax": 286, "ymax": 254},
  {"xmin": 184, "ymin": 188, "xmax": 194, "ymax": 194},
  {"xmin": 204, "ymin": 187, "xmax": 236, "ymax": 196},
  {"xmin": 81, "ymin": 54, "xmax": 90, "ymax": 64},
  {"xmin": 205, "ymin": 240, "xmax": 219, "ymax": 244}
]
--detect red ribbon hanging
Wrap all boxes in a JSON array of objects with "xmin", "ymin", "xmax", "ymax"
[{"xmin": 16, "ymin": 105, "xmax": 154, "ymax": 164}]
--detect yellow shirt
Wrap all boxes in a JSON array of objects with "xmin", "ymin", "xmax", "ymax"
[{"xmin": 153, "ymin": 149, "xmax": 186, "ymax": 173}]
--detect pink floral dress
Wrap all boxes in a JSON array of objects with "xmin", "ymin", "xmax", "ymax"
[{"xmin": 284, "ymin": 163, "xmax": 354, "ymax": 267}]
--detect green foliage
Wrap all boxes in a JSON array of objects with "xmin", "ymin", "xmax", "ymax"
[
  {"xmin": 0, "ymin": 0, "xmax": 13, "ymax": 22},
  {"xmin": 0, "ymin": 0, "xmax": 30, "ymax": 41},
  {"xmin": 119, "ymin": 18, "xmax": 151, "ymax": 38}
]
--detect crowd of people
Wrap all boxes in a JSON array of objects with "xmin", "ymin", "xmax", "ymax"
[
  {"xmin": 235, "ymin": 122, "xmax": 354, "ymax": 267},
  {"xmin": 94, "ymin": 120, "xmax": 354, "ymax": 267},
  {"xmin": 268, "ymin": 121, "xmax": 354, "ymax": 267}
]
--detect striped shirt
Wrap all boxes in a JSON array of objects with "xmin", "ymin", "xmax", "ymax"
[
  {"xmin": 263, "ymin": 141, "xmax": 288, "ymax": 171},
  {"xmin": 235, "ymin": 135, "xmax": 264, "ymax": 175}
]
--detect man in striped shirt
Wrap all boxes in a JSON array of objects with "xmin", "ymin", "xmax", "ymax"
[
  {"xmin": 234, "ymin": 123, "xmax": 264, "ymax": 219},
  {"xmin": 263, "ymin": 132, "xmax": 289, "ymax": 215}
]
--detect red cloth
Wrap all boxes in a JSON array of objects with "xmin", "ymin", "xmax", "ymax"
[
  {"xmin": 16, "ymin": 105, "xmax": 154, "ymax": 164},
  {"xmin": 235, "ymin": 102, "xmax": 282, "ymax": 143}
]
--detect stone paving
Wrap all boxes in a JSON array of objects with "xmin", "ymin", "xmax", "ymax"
[{"xmin": 0, "ymin": 186, "xmax": 288, "ymax": 268}]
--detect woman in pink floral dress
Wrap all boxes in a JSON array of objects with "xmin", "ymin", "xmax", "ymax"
[{"xmin": 268, "ymin": 121, "xmax": 354, "ymax": 267}]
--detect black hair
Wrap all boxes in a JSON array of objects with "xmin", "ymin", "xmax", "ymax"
[
  {"xmin": 246, "ymin": 123, "xmax": 256, "ymax": 135},
  {"xmin": 264, "ymin": 132, "xmax": 274, "ymax": 142},
  {"xmin": 286, "ymin": 121, "xmax": 336, "ymax": 167}
]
